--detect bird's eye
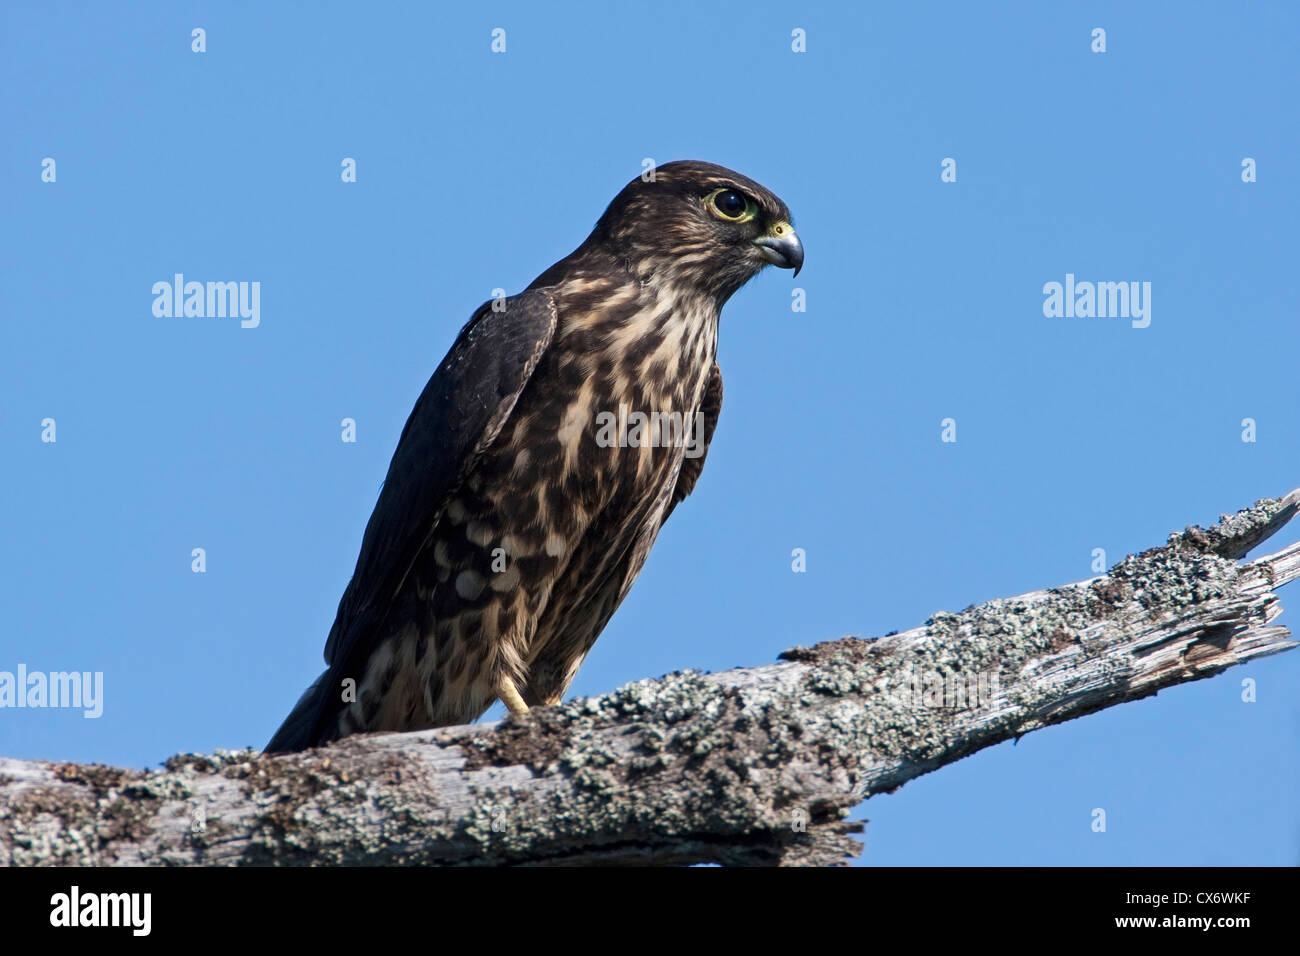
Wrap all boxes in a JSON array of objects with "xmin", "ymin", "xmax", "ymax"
[{"xmin": 707, "ymin": 188, "xmax": 756, "ymax": 222}]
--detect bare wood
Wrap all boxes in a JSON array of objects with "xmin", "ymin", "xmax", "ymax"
[{"xmin": 3, "ymin": 489, "xmax": 1297, "ymax": 867}]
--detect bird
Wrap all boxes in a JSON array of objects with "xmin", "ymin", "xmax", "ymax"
[{"xmin": 265, "ymin": 160, "xmax": 802, "ymax": 753}]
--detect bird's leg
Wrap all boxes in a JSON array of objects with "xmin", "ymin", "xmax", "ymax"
[{"xmin": 497, "ymin": 677, "xmax": 530, "ymax": 716}]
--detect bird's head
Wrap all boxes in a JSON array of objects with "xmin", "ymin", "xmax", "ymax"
[{"xmin": 590, "ymin": 160, "xmax": 803, "ymax": 305}]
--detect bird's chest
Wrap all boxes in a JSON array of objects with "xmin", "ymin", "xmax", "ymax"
[
  {"xmin": 426, "ymin": 293, "xmax": 717, "ymax": 647},
  {"xmin": 554, "ymin": 310, "xmax": 714, "ymax": 518},
  {"xmin": 392, "ymin": 290, "xmax": 717, "ymax": 711},
  {"xmin": 484, "ymin": 294, "xmax": 717, "ymax": 523}
]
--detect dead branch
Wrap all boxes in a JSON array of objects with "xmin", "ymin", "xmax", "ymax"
[{"xmin": 3, "ymin": 489, "xmax": 1297, "ymax": 866}]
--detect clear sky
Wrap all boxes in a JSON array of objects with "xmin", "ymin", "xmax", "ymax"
[{"xmin": 2, "ymin": 1, "xmax": 1297, "ymax": 866}]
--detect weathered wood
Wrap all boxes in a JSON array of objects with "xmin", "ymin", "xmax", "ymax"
[{"xmin": 3, "ymin": 489, "xmax": 1297, "ymax": 867}]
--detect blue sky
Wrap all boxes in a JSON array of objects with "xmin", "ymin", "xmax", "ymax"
[{"xmin": 2, "ymin": 1, "xmax": 1297, "ymax": 865}]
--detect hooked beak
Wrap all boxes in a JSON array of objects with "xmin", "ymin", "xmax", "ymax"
[{"xmin": 753, "ymin": 222, "xmax": 804, "ymax": 277}]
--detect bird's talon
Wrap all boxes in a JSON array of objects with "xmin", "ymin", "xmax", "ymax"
[{"xmin": 498, "ymin": 679, "xmax": 531, "ymax": 716}]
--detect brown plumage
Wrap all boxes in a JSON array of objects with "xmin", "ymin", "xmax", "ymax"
[{"xmin": 266, "ymin": 160, "xmax": 802, "ymax": 752}]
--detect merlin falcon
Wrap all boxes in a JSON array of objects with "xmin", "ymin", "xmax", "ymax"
[{"xmin": 266, "ymin": 160, "xmax": 803, "ymax": 752}]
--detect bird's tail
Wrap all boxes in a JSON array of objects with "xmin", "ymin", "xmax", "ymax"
[{"xmin": 264, "ymin": 669, "xmax": 334, "ymax": 754}]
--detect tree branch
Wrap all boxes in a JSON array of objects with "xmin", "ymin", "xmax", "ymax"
[{"xmin": 4, "ymin": 489, "xmax": 1298, "ymax": 866}]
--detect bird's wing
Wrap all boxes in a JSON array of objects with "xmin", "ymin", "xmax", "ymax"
[{"xmin": 324, "ymin": 289, "xmax": 558, "ymax": 672}]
